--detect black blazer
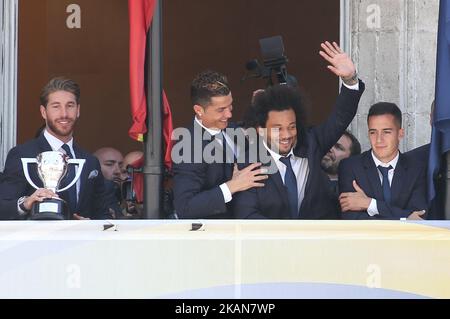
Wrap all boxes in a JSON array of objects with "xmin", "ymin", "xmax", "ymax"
[
  {"xmin": 173, "ymin": 120, "xmax": 240, "ymax": 219},
  {"xmin": 338, "ymin": 150, "xmax": 427, "ymax": 219},
  {"xmin": 0, "ymin": 134, "xmax": 113, "ymax": 220},
  {"xmin": 406, "ymin": 143, "xmax": 445, "ymax": 219},
  {"xmin": 233, "ymin": 81, "xmax": 365, "ymax": 219}
]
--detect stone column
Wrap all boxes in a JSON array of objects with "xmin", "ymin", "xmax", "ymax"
[
  {"xmin": 347, "ymin": 0, "xmax": 438, "ymax": 152},
  {"xmin": 0, "ymin": 0, "xmax": 18, "ymax": 171}
]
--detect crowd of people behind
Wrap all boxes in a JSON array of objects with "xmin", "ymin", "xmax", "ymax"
[{"xmin": 0, "ymin": 41, "xmax": 442, "ymax": 220}]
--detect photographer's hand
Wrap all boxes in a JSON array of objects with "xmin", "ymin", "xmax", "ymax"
[{"xmin": 319, "ymin": 41, "xmax": 357, "ymax": 85}]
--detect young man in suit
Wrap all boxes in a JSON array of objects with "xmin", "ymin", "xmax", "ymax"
[
  {"xmin": 172, "ymin": 70, "xmax": 268, "ymax": 219},
  {"xmin": 0, "ymin": 77, "xmax": 113, "ymax": 220},
  {"xmin": 407, "ymin": 101, "xmax": 445, "ymax": 220},
  {"xmin": 338, "ymin": 102, "xmax": 427, "ymax": 220},
  {"xmin": 233, "ymin": 41, "xmax": 365, "ymax": 219}
]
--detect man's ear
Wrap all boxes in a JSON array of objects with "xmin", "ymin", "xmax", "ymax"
[
  {"xmin": 77, "ymin": 104, "xmax": 80, "ymax": 118},
  {"xmin": 399, "ymin": 128, "xmax": 405, "ymax": 139},
  {"xmin": 39, "ymin": 105, "xmax": 47, "ymax": 120},
  {"xmin": 193, "ymin": 105, "xmax": 204, "ymax": 117}
]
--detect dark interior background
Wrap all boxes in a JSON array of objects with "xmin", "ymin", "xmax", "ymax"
[{"xmin": 17, "ymin": 0, "xmax": 339, "ymax": 156}]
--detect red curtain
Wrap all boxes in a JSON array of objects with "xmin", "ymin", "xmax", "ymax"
[{"xmin": 128, "ymin": 0, "xmax": 173, "ymax": 171}]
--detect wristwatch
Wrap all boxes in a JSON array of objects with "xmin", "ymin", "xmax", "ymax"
[
  {"xmin": 342, "ymin": 71, "xmax": 358, "ymax": 86},
  {"xmin": 17, "ymin": 196, "xmax": 31, "ymax": 217}
]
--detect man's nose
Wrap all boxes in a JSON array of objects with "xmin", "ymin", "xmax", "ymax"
[
  {"xmin": 224, "ymin": 108, "xmax": 232, "ymax": 119},
  {"xmin": 280, "ymin": 129, "xmax": 292, "ymax": 139},
  {"xmin": 113, "ymin": 164, "xmax": 122, "ymax": 175},
  {"xmin": 60, "ymin": 107, "xmax": 68, "ymax": 118},
  {"xmin": 376, "ymin": 133, "xmax": 383, "ymax": 143}
]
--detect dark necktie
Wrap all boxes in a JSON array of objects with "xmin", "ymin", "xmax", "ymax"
[
  {"xmin": 61, "ymin": 143, "xmax": 77, "ymax": 213},
  {"xmin": 280, "ymin": 155, "xmax": 298, "ymax": 218},
  {"xmin": 378, "ymin": 165, "xmax": 393, "ymax": 204}
]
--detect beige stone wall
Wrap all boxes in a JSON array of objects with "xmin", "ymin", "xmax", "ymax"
[{"xmin": 348, "ymin": 0, "xmax": 438, "ymax": 152}]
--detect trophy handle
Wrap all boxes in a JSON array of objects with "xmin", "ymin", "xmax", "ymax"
[
  {"xmin": 21, "ymin": 158, "xmax": 40, "ymax": 190},
  {"xmin": 57, "ymin": 159, "xmax": 86, "ymax": 192}
]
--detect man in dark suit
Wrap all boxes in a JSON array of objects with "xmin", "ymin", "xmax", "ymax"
[
  {"xmin": 233, "ymin": 41, "xmax": 365, "ymax": 219},
  {"xmin": 406, "ymin": 101, "xmax": 445, "ymax": 219},
  {"xmin": 94, "ymin": 147, "xmax": 127, "ymax": 219},
  {"xmin": 0, "ymin": 77, "xmax": 113, "ymax": 220},
  {"xmin": 339, "ymin": 102, "xmax": 427, "ymax": 220},
  {"xmin": 321, "ymin": 130, "xmax": 361, "ymax": 196},
  {"xmin": 321, "ymin": 131, "xmax": 361, "ymax": 183},
  {"xmin": 173, "ymin": 70, "xmax": 268, "ymax": 219}
]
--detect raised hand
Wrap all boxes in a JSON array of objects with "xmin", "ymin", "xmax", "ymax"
[{"xmin": 319, "ymin": 41, "xmax": 357, "ymax": 84}]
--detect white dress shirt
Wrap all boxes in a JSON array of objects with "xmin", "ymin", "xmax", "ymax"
[
  {"xmin": 194, "ymin": 117, "xmax": 235, "ymax": 203},
  {"xmin": 263, "ymin": 141, "xmax": 309, "ymax": 212},
  {"xmin": 342, "ymin": 81, "xmax": 359, "ymax": 91},
  {"xmin": 367, "ymin": 151, "xmax": 399, "ymax": 216}
]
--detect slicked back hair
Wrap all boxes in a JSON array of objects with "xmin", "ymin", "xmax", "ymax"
[{"xmin": 40, "ymin": 77, "xmax": 81, "ymax": 107}]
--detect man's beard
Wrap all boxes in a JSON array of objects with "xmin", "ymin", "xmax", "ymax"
[
  {"xmin": 321, "ymin": 158, "xmax": 338, "ymax": 175},
  {"xmin": 47, "ymin": 119, "xmax": 75, "ymax": 138}
]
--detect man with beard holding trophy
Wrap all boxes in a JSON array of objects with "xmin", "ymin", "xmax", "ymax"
[{"xmin": 0, "ymin": 77, "xmax": 113, "ymax": 220}]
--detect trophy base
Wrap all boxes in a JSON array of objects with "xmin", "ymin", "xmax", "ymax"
[{"xmin": 30, "ymin": 198, "xmax": 70, "ymax": 220}]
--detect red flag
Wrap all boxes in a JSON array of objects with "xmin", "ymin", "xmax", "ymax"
[
  {"xmin": 128, "ymin": 0, "xmax": 173, "ymax": 170},
  {"xmin": 162, "ymin": 91, "xmax": 173, "ymax": 170}
]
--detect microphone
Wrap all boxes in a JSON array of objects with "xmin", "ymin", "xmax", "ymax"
[
  {"xmin": 246, "ymin": 59, "xmax": 260, "ymax": 72},
  {"xmin": 241, "ymin": 59, "xmax": 263, "ymax": 82}
]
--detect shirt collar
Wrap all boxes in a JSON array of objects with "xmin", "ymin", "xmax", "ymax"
[
  {"xmin": 43, "ymin": 129, "xmax": 74, "ymax": 152},
  {"xmin": 194, "ymin": 116, "xmax": 221, "ymax": 137},
  {"xmin": 262, "ymin": 139, "xmax": 294, "ymax": 162},
  {"xmin": 371, "ymin": 150, "xmax": 399, "ymax": 170}
]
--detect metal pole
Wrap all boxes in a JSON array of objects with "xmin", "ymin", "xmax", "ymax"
[
  {"xmin": 143, "ymin": 0, "xmax": 163, "ymax": 219},
  {"xmin": 0, "ymin": 0, "xmax": 18, "ymax": 171}
]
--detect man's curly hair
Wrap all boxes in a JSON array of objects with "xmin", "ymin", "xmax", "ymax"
[{"xmin": 243, "ymin": 84, "xmax": 308, "ymax": 148}]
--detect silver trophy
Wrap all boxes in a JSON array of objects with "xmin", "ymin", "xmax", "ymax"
[{"xmin": 21, "ymin": 151, "xmax": 85, "ymax": 220}]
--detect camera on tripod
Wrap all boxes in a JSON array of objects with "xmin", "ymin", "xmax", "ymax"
[
  {"xmin": 120, "ymin": 165, "xmax": 143, "ymax": 217},
  {"xmin": 121, "ymin": 165, "xmax": 141, "ymax": 203},
  {"xmin": 242, "ymin": 35, "xmax": 298, "ymax": 87}
]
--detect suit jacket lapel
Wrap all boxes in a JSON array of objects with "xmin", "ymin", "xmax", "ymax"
[
  {"xmin": 363, "ymin": 151, "xmax": 384, "ymax": 199},
  {"xmin": 271, "ymin": 170, "xmax": 290, "ymax": 210},
  {"xmin": 30, "ymin": 134, "xmax": 53, "ymax": 188},
  {"xmin": 73, "ymin": 143, "xmax": 87, "ymax": 209},
  {"xmin": 196, "ymin": 120, "xmax": 236, "ymax": 180},
  {"xmin": 258, "ymin": 141, "xmax": 290, "ymax": 209},
  {"xmin": 391, "ymin": 153, "xmax": 407, "ymax": 202},
  {"xmin": 294, "ymin": 142, "xmax": 311, "ymax": 217},
  {"xmin": 37, "ymin": 133, "xmax": 53, "ymax": 152}
]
